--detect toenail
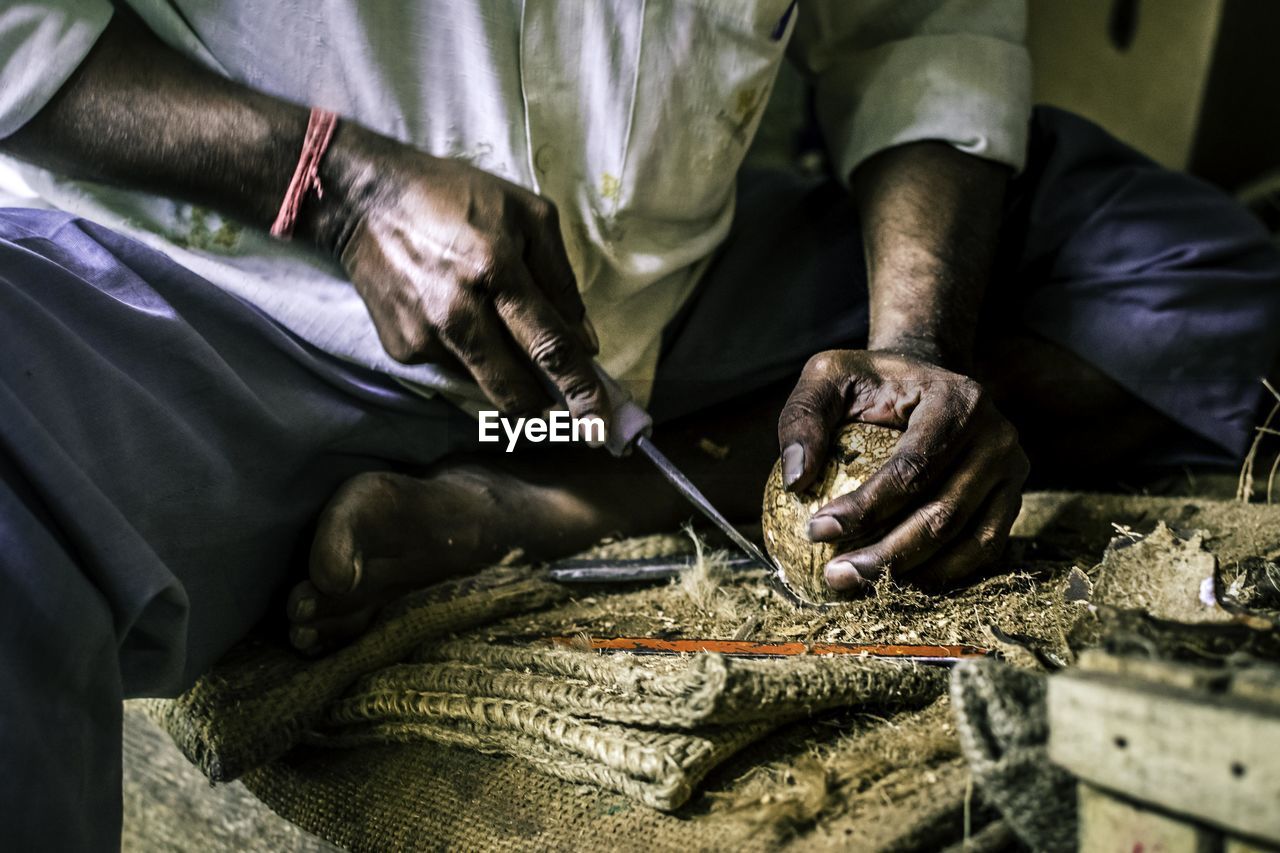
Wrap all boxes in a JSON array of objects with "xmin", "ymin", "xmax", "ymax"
[
  {"xmin": 293, "ymin": 597, "xmax": 317, "ymax": 621},
  {"xmin": 346, "ymin": 552, "xmax": 363, "ymax": 594},
  {"xmin": 291, "ymin": 626, "xmax": 318, "ymax": 649}
]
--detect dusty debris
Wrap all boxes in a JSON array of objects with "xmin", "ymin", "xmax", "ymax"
[
  {"xmin": 697, "ymin": 437, "xmax": 732, "ymax": 461},
  {"xmin": 472, "ymin": 492, "xmax": 1280, "ymax": 837},
  {"xmin": 676, "ymin": 529, "xmax": 742, "ymax": 623},
  {"xmin": 1091, "ymin": 522, "xmax": 1229, "ymax": 624},
  {"xmin": 1064, "ymin": 567, "xmax": 1093, "ymax": 603}
]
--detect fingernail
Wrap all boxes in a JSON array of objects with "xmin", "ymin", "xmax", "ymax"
[
  {"xmin": 824, "ymin": 560, "xmax": 869, "ymax": 594},
  {"xmin": 291, "ymin": 626, "xmax": 318, "ymax": 649},
  {"xmin": 782, "ymin": 444, "xmax": 805, "ymax": 488},
  {"xmin": 807, "ymin": 515, "xmax": 843, "ymax": 541},
  {"xmin": 581, "ymin": 315, "xmax": 600, "ymax": 354},
  {"xmin": 293, "ymin": 597, "xmax": 317, "ymax": 621}
]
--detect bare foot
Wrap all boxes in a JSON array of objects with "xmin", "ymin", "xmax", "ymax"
[
  {"xmin": 285, "ymin": 464, "xmax": 614, "ymax": 653},
  {"xmin": 285, "ymin": 383, "xmax": 788, "ymax": 654}
]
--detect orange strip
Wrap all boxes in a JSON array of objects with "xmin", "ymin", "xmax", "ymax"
[{"xmin": 545, "ymin": 636, "xmax": 990, "ymax": 658}]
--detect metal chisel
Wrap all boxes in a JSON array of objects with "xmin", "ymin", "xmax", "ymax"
[
  {"xmin": 594, "ymin": 365, "xmax": 775, "ymax": 571},
  {"xmin": 548, "ymin": 554, "xmax": 759, "ymax": 584}
]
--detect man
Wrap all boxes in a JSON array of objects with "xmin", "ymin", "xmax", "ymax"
[{"xmin": 1, "ymin": 1, "xmax": 1277, "ymax": 848}]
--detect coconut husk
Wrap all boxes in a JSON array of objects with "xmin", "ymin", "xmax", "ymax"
[{"xmin": 762, "ymin": 423, "xmax": 901, "ymax": 604}]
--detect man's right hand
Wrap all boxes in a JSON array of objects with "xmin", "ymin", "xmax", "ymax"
[
  {"xmin": 310, "ymin": 128, "xmax": 609, "ymax": 422},
  {"xmin": 0, "ymin": 11, "xmax": 608, "ymax": 423}
]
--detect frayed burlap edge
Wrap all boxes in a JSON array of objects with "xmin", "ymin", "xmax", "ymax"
[
  {"xmin": 142, "ymin": 566, "xmax": 569, "ymax": 782},
  {"xmin": 342, "ymin": 641, "xmax": 950, "ymax": 729},
  {"xmin": 310, "ymin": 697, "xmax": 773, "ymax": 811}
]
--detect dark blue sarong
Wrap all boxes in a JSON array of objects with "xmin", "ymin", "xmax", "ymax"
[{"xmin": 1, "ymin": 107, "xmax": 1278, "ymax": 849}]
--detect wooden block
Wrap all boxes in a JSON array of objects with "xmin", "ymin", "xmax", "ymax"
[
  {"xmin": 1078, "ymin": 784, "xmax": 1218, "ymax": 853},
  {"xmin": 1076, "ymin": 649, "xmax": 1228, "ymax": 691},
  {"xmin": 1049, "ymin": 666, "xmax": 1280, "ymax": 843}
]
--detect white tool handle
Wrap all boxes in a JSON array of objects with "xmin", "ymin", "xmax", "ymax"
[{"xmin": 593, "ymin": 363, "xmax": 653, "ymax": 457}]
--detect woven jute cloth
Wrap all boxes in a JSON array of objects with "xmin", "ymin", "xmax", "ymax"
[
  {"xmin": 143, "ymin": 534, "xmax": 947, "ymax": 815},
  {"xmin": 141, "ymin": 533, "xmax": 694, "ymax": 782},
  {"xmin": 356, "ymin": 639, "xmax": 946, "ymax": 728},
  {"xmin": 313, "ymin": 700, "xmax": 773, "ymax": 812},
  {"xmin": 314, "ymin": 641, "xmax": 946, "ymax": 810},
  {"xmin": 950, "ymin": 658, "xmax": 1076, "ymax": 853},
  {"xmin": 144, "ymin": 566, "xmax": 570, "ymax": 782},
  {"xmin": 240, "ymin": 737, "xmax": 774, "ymax": 852}
]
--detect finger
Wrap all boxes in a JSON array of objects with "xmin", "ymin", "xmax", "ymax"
[
  {"xmin": 821, "ymin": 441, "xmax": 1003, "ymax": 589},
  {"xmin": 809, "ymin": 384, "xmax": 985, "ymax": 541},
  {"xmin": 777, "ymin": 354, "xmax": 851, "ymax": 492},
  {"xmin": 438, "ymin": 300, "xmax": 551, "ymax": 415},
  {"xmin": 522, "ymin": 200, "xmax": 597, "ymax": 353},
  {"xmin": 493, "ymin": 264, "xmax": 611, "ymax": 424},
  {"xmin": 913, "ymin": 483, "xmax": 1023, "ymax": 590}
]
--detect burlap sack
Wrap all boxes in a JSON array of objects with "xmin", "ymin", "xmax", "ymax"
[
  {"xmin": 316, "ymin": 642, "xmax": 947, "ymax": 809},
  {"xmin": 144, "ymin": 566, "xmax": 569, "ymax": 782}
]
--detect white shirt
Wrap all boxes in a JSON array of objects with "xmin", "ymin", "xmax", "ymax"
[{"xmin": 0, "ymin": 1, "xmax": 1030, "ymax": 405}]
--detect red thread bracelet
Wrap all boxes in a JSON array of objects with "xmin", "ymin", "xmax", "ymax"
[{"xmin": 269, "ymin": 107, "xmax": 339, "ymax": 239}]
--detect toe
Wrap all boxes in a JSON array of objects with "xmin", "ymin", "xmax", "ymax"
[
  {"xmin": 309, "ymin": 499, "xmax": 366, "ymax": 599},
  {"xmin": 289, "ymin": 606, "xmax": 378, "ymax": 655},
  {"xmin": 287, "ymin": 580, "xmax": 330, "ymax": 624},
  {"xmin": 288, "ymin": 577, "xmax": 389, "ymax": 625}
]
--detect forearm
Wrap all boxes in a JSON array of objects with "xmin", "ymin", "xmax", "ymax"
[
  {"xmin": 0, "ymin": 11, "xmax": 362, "ymax": 253},
  {"xmin": 851, "ymin": 141, "xmax": 1009, "ymax": 373}
]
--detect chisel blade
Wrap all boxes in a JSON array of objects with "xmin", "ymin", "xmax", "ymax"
[{"xmin": 635, "ymin": 435, "xmax": 775, "ymax": 570}]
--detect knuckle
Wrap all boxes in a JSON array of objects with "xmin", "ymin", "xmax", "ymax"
[
  {"xmin": 778, "ymin": 393, "xmax": 823, "ymax": 430},
  {"xmin": 953, "ymin": 378, "xmax": 984, "ymax": 415},
  {"xmin": 458, "ymin": 240, "xmax": 509, "ymax": 289},
  {"xmin": 437, "ymin": 309, "xmax": 475, "ymax": 349},
  {"xmin": 560, "ymin": 374, "xmax": 604, "ymax": 409},
  {"xmin": 973, "ymin": 529, "xmax": 1006, "ymax": 563},
  {"xmin": 804, "ymin": 352, "xmax": 841, "ymax": 379},
  {"xmin": 528, "ymin": 196, "xmax": 559, "ymax": 226},
  {"xmin": 460, "ymin": 258, "xmax": 499, "ymax": 291},
  {"xmin": 822, "ymin": 495, "xmax": 860, "ymax": 528},
  {"xmin": 1011, "ymin": 451, "xmax": 1032, "ymax": 481},
  {"xmin": 501, "ymin": 390, "xmax": 544, "ymax": 418},
  {"xmin": 918, "ymin": 500, "xmax": 962, "ymax": 542},
  {"xmin": 528, "ymin": 333, "xmax": 575, "ymax": 375},
  {"xmin": 831, "ymin": 492, "xmax": 878, "ymax": 535},
  {"xmin": 865, "ymin": 548, "xmax": 896, "ymax": 575},
  {"xmin": 386, "ymin": 330, "xmax": 429, "ymax": 363},
  {"xmin": 994, "ymin": 420, "xmax": 1020, "ymax": 451},
  {"xmin": 886, "ymin": 450, "xmax": 930, "ymax": 497}
]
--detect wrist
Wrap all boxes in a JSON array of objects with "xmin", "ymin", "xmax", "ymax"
[
  {"xmin": 293, "ymin": 121, "xmax": 383, "ymax": 259},
  {"xmin": 866, "ymin": 329, "xmax": 971, "ymax": 374}
]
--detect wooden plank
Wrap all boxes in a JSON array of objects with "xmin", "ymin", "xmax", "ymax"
[
  {"xmin": 1078, "ymin": 784, "xmax": 1218, "ymax": 853},
  {"xmin": 1048, "ymin": 668, "xmax": 1280, "ymax": 843}
]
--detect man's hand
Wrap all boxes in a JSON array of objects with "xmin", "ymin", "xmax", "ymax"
[
  {"xmin": 323, "ymin": 131, "xmax": 608, "ymax": 420},
  {"xmin": 777, "ymin": 350, "xmax": 1029, "ymax": 593},
  {"xmin": 0, "ymin": 12, "xmax": 608, "ymax": 423},
  {"xmin": 774, "ymin": 138, "xmax": 1020, "ymax": 594}
]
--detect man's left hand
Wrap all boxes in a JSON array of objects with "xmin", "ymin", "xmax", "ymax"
[{"xmin": 777, "ymin": 349, "xmax": 1029, "ymax": 593}]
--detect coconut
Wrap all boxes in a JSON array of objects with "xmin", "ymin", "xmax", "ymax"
[{"xmin": 762, "ymin": 423, "xmax": 902, "ymax": 604}]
